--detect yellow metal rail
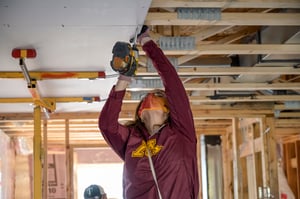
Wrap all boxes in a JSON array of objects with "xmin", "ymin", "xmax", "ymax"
[
  {"xmin": 0, "ymin": 97, "xmax": 101, "ymax": 103},
  {"xmin": 0, "ymin": 71, "xmax": 106, "ymax": 79}
]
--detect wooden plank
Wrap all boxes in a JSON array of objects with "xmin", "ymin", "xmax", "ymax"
[
  {"xmin": 193, "ymin": 26, "xmax": 233, "ymax": 42},
  {"xmin": 145, "ymin": 12, "xmax": 300, "ymax": 26},
  {"xmin": 138, "ymin": 44, "xmax": 300, "ymax": 55},
  {"xmin": 177, "ymin": 26, "xmax": 234, "ymax": 63},
  {"xmin": 70, "ymin": 146, "xmax": 75, "ymax": 199},
  {"xmin": 127, "ymin": 82, "xmax": 300, "ymax": 91},
  {"xmin": 196, "ymin": 128, "xmax": 226, "ymax": 135},
  {"xmin": 259, "ymin": 118, "xmax": 269, "ymax": 190},
  {"xmin": 0, "ymin": 108, "xmax": 274, "ymax": 121},
  {"xmin": 280, "ymin": 134, "xmax": 300, "ymax": 143},
  {"xmin": 296, "ymin": 141, "xmax": 300, "ymax": 199},
  {"xmin": 65, "ymin": 119, "xmax": 72, "ymax": 199},
  {"xmin": 222, "ymin": 129, "xmax": 233, "ymax": 199},
  {"xmin": 196, "ymin": 134, "xmax": 202, "ymax": 199},
  {"xmin": 150, "ymin": 0, "xmax": 300, "ymax": 9},
  {"xmin": 249, "ymin": 123, "xmax": 258, "ymax": 199},
  {"xmin": 275, "ymin": 128, "xmax": 300, "ymax": 137},
  {"xmin": 265, "ymin": 117, "xmax": 279, "ymax": 199},
  {"xmin": 275, "ymin": 119, "xmax": 300, "ymax": 127},
  {"xmin": 137, "ymin": 66, "xmax": 300, "ymax": 76},
  {"xmin": 284, "ymin": 142, "xmax": 298, "ymax": 197},
  {"xmin": 232, "ymin": 118, "xmax": 240, "ymax": 198},
  {"xmin": 277, "ymin": 112, "xmax": 300, "ymax": 118},
  {"xmin": 239, "ymin": 137, "xmax": 262, "ymax": 158},
  {"xmin": 274, "ymin": 104, "xmax": 300, "ymax": 110}
]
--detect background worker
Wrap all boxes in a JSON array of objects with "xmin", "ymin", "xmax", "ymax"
[{"xmin": 84, "ymin": 184, "xmax": 107, "ymax": 199}]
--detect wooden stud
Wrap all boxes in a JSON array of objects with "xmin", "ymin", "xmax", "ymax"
[{"xmin": 265, "ymin": 117, "xmax": 279, "ymax": 198}]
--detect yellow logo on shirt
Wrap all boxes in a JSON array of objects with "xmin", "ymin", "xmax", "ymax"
[{"xmin": 131, "ymin": 139, "xmax": 162, "ymax": 157}]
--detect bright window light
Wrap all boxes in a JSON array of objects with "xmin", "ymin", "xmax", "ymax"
[{"xmin": 77, "ymin": 163, "xmax": 123, "ymax": 199}]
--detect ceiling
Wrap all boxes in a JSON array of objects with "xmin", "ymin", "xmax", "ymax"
[{"xmin": 0, "ymin": 0, "xmax": 300, "ymax": 146}]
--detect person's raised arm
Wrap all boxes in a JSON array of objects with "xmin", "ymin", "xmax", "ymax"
[
  {"xmin": 99, "ymin": 41, "xmax": 137, "ymax": 159},
  {"xmin": 138, "ymin": 26, "xmax": 196, "ymax": 142}
]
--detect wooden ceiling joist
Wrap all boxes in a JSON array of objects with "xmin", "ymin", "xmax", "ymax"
[
  {"xmin": 139, "ymin": 44, "xmax": 300, "ymax": 56},
  {"xmin": 125, "ymin": 82, "xmax": 300, "ymax": 91},
  {"xmin": 150, "ymin": 0, "xmax": 300, "ymax": 9},
  {"xmin": 136, "ymin": 66, "xmax": 300, "ymax": 76},
  {"xmin": 145, "ymin": 12, "xmax": 300, "ymax": 26}
]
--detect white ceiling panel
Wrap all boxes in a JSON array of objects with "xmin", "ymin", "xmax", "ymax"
[{"xmin": 0, "ymin": 0, "xmax": 151, "ymax": 113}]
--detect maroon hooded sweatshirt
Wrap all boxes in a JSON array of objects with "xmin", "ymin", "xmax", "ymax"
[{"xmin": 99, "ymin": 40, "xmax": 199, "ymax": 199}]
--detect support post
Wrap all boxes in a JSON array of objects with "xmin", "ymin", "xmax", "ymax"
[
  {"xmin": 265, "ymin": 117, "xmax": 279, "ymax": 198},
  {"xmin": 33, "ymin": 105, "xmax": 42, "ymax": 199},
  {"xmin": 43, "ymin": 120, "xmax": 48, "ymax": 199},
  {"xmin": 196, "ymin": 133, "xmax": 202, "ymax": 199},
  {"xmin": 65, "ymin": 119, "xmax": 71, "ymax": 199},
  {"xmin": 232, "ymin": 117, "xmax": 241, "ymax": 199}
]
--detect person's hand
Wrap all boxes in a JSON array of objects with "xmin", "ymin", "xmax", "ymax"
[
  {"xmin": 137, "ymin": 25, "xmax": 151, "ymax": 45},
  {"xmin": 110, "ymin": 41, "xmax": 137, "ymax": 77},
  {"xmin": 130, "ymin": 25, "xmax": 150, "ymax": 45}
]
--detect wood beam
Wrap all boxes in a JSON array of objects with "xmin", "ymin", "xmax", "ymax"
[
  {"xmin": 265, "ymin": 117, "xmax": 279, "ymax": 198},
  {"xmin": 126, "ymin": 82, "xmax": 300, "ymax": 91},
  {"xmin": 138, "ymin": 44, "xmax": 300, "ymax": 56},
  {"xmin": 192, "ymin": 26, "xmax": 233, "ymax": 42},
  {"xmin": 136, "ymin": 66, "xmax": 300, "ymax": 76},
  {"xmin": 145, "ymin": 12, "xmax": 300, "ymax": 26},
  {"xmin": 150, "ymin": 0, "xmax": 300, "ymax": 9},
  {"xmin": 275, "ymin": 119, "xmax": 300, "ymax": 127},
  {"xmin": 177, "ymin": 26, "xmax": 261, "ymax": 64},
  {"xmin": 239, "ymin": 137, "xmax": 262, "ymax": 158},
  {"xmin": 275, "ymin": 128, "xmax": 300, "ymax": 137},
  {"xmin": 0, "ymin": 106, "xmax": 275, "ymax": 121}
]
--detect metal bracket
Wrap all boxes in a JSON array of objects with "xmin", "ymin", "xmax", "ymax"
[
  {"xmin": 34, "ymin": 99, "xmax": 56, "ymax": 113},
  {"xmin": 258, "ymin": 186, "xmax": 274, "ymax": 198},
  {"xmin": 263, "ymin": 126, "xmax": 271, "ymax": 134},
  {"xmin": 18, "ymin": 56, "xmax": 56, "ymax": 116}
]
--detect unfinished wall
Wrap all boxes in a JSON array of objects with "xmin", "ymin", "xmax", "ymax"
[{"xmin": 0, "ymin": 130, "xmax": 15, "ymax": 199}]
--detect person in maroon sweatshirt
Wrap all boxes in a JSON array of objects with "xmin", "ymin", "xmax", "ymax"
[{"xmin": 99, "ymin": 26, "xmax": 199, "ymax": 199}]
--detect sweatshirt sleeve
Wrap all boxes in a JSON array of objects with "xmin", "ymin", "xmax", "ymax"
[
  {"xmin": 98, "ymin": 86, "xmax": 130, "ymax": 160},
  {"xmin": 142, "ymin": 40, "xmax": 196, "ymax": 143}
]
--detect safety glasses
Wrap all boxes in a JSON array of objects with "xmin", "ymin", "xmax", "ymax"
[{"xmin": 140, "ymin": 90, "xmax": 166, "ymax": 100}]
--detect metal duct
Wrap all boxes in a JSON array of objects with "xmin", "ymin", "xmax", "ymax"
[
  {"xmin": 146, "ymin": 57, "xmax": 178, "ymax": 72},
  {"xmin": 177, "ymin": 8, "xmax": 221, "ymax": 20},
  {"xmin": 129, "ymin": 79, "xmax": 163, "ymax": 100},
  {"xmin": 284, "ymin": 101, "xmax": 300, "ymax": 109},
  {"xmin": 159, "ymin": 36, "xmax": 195, "ymax": 50}
]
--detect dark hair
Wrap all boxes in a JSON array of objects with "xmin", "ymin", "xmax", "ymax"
[{"xmin": 124, "ymin": 99, "xmax": 144, "ymax": 127}]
